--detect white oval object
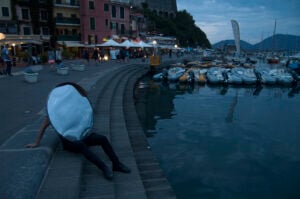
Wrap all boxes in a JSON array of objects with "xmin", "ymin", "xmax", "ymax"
[{"xmin": 47, "ymin": 85, "xmax": 93, "ymax": 141}]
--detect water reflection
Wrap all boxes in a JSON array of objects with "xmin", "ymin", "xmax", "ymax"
[{"xmin": 135, "ymin": 77, "xmax": 300, "ymax": 199}]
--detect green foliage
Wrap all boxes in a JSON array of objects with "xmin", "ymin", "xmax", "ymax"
[{"xmin": 143, "ymin": 9, "xmax": 211, "ymax": 48}]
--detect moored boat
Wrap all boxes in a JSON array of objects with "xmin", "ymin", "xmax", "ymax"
[
  {"xmin": 153, "ymin": 69, "xmax": 168, "ymax": 81},
  {"xmin": 269, "ymin": 68, "xmax": 294, "ymax": 85},
  {"xmin": 191, "ymin": 68, "xmax": 207, "ymax": 84},
  {"xmin": 225, "ymin": 69, "xmax": 243, "ymax": 84},
  {"xmin": 167, "ymin": 67, "xmax": 186, "ymax": 82},
  {"xmin": 206, "ymin": 67, "xmax": 226, "ymax": 84},
  {"xmin": 255, "ymin": 68, "xmax": 277, "ymax": 85}
]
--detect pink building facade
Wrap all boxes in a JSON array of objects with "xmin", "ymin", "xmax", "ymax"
[{"xmin": 80, "ymin": 0, "xmax": 130, "ymax": 45}]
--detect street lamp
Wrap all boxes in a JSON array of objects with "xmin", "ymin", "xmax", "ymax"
[
  {"xmin": 0, "ymin": 32, "xmax": 5, "ymax": 40},
  {"xmin": 152, "ymin": 40, "xmax": 157, "ymax": 56}
]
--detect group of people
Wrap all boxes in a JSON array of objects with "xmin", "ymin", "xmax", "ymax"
[
  {"xmin": 47, "ymin": 47, "xmax": 62, "ymax": 69},
  {"xmin": 0, "ymin": 44, "xmax": 12, "ymax": 76},
  {"xmin": 83, "ymin": 48, "xmax": 106, "ymax": 63}
]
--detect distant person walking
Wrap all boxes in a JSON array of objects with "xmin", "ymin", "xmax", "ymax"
[
  {"xmin": 55, "ymin": 47, "xmax": 62, "ymax": 64},
  {"xmin": 169, "ymin": 49, "xmax": 172, "ymax": 58},
  {"xmin": 1, "ymin": 45, "xmax": 12, "ymax": 76},
  {"xmin": 100, "ymin": 48, "xmax": 105, "ymax": 62},
  {"xmin": 83, "ymin": 49, "xmax": 89, "ymax": 63},
  {"xmin": 92, "ymin": 48, "xmax": 99, "ymax": 63},
  {"xmin": 48, "ymin": 48, "xmax": 55, "ymax": 69}
]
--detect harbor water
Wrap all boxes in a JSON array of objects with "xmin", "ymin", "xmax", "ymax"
[{"xmin": 134, "ymin": 75, "xmax": 300, "ymax": 199}]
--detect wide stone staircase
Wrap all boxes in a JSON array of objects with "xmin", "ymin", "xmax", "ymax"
[{"xmin": 36, "ymin": 63, "xmax": 177, "ymax": 199}]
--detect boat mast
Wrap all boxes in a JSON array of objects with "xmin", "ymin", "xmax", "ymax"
[{"xmin": 272, "ymin": 19, "xmax": 277, "ymax": 52}]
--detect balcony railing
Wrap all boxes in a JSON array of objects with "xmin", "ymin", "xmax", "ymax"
[
  {"xmin": 55, "ymin": 0, "xmax": 79, "ymax": 8},
  {"xmin": 56, "ymin": 35, "xmax": 80, "ymax": 41},
  {"xmin": 110, "ymin": 0, "xmax": 130, "ymax": 4},
  {"xmin": 55, "ymin": 17, "xmax": 80, "ymax": 25}
]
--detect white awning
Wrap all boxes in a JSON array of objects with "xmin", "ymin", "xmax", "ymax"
[
  {"xmin": 57, "ymin": 41, "xmax": 85, "ymax": 47},
  {"xmin": 96, "ymin": 39, "xmax": 121, "ymax": 47}
]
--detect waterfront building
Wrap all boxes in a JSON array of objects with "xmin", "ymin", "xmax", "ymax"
[
  {"xmin": 79, "ymin": 0, "xmax": 130, "ymax": 45},
  {"xmin": 0, "ymin": 0, "xmax": 52, "ymax": 65},
  {"xmin": 54, "ymin": 0, "xmax": 81, "ymax": 46},
  {"xmin": 0, "ymin": 0, "xmax": 52, "ymax": 45},
  {"xmin": 0, "ymin": 0, "xmax": 16, "ymax": 36}
]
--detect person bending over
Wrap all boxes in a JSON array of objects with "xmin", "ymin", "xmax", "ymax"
[{"xmin": 26, "ymin": 82, "xmax": 130, "ymax": 180}]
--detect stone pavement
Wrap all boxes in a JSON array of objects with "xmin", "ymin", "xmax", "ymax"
[{"xmin": 0, "ymin": 55, "xmax": 194, "ymax": 199}]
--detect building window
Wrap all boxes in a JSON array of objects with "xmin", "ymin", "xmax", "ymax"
[
  {"xmin": 2, "ymin": 7, "xmax": 9, "ymax": 17},
  {"xmin": 42, "ymin": 27, "xmax": 49, "ymax": 35},
  {"xmin": 56, "ymin": 0, "xmax": 62, "ymax": 3},
  {"xmin": 121, "ymin": 24, "xmax": 125, "ymax": 34},
  {"xmin": 104, "ymin": 4, "xmax": 109, "ymax": 11},
  {"xmin": 8, "ymin": 24, "xmax": 17, "ymax": 34},
  {"xmin": 70, "ymin": 0, "xmax": 77, "ymax": 5},
  {"xmin": 72, "ymin": 29, "xmax": 77, "ymax": 35},
  {"xmin": 40, "ymin": 10, "xmax": 48, "ymax": 21},
  {"xmin": 105, "ymin": 19, "xmax": 108, "ymax": 27},
  {"xmin": 71, "ymin": 14, "xmax": 77, "ymax": 18},
  {"xmin": 89, "ymin": 0, "xmax": 95, "ymax": 9},
  {"xmin": 23, "ymin": 27, "xmax": 31, "ymax": 35},
  {"xmin": 120, "ymin": 7, "xmax": 124, "ymax": 19},
  {"xmin": 63, "ymin": 29, "xmax": 69, "ymax": 35},
  {"xmin": 112, "ymin": 6, "xmax": 116, "ymax": 18},
  {"xmin": 22, "ymin": 9, "xmax": 30, "ymax": 20},
  {"xmin": 57, "ymin": 13, "xmax": 63, "ymax": 18},
  {"xmin": 90, "ymin": 17, "xmax": 95, "ymax": 30},
  {"xmin": 0, "ymin": 23, "xmax": 6, "ymax": 33}
]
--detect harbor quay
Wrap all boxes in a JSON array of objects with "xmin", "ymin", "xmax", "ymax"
[{"xmin": 0, "ymin": 55, "xmax": 192, "ymax": 199}]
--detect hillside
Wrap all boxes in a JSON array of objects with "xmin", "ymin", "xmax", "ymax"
[
  {"xmin": 213, "ymin": 40, "xmax": 254, "ymax": 50},
  {"xmin": 213, "ymin": 34, "xmax": 300, "ymax": 51}
]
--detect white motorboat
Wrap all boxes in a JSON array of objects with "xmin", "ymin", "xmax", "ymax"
[
  {"xmin": 167, "ymin": 67, "xmax": 185, "ymax": 82},
  {"xmin": 269, "ymin": 68, "xmax": 294, "ymax": 85},
  {"xmin": 231, "ymin": 67, "xmax": 257, "ymax": 84},
  {"xmin": 225, "ymin": 69, "xmax": 243, "ymax": 84},
  {"xmin": 191, "ymin": 68, "xmax": 207, "ymax": 84},
  {"xmin": 242, "ymin": 68, "xmax": 258, "ymax": 84},
  {"xmin": 206, "ymin": 67, "xmax": 226, "ymax": 84},
  {"xmin": 255, "ymin": 68, "xmax": 277, "ymax": 85},
  {"xmin": 153, "ymin": 69, "xmax": 168, "ymax": 81}
]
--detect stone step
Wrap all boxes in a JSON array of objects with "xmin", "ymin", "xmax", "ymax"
[
  {"xmin": 79, "ymin": 65, "xmax": 141, "ymax": 199},
  {"xmin": 110, "ymin": 66, "xmax": 149, "ymax": 199},
  {"xmin": 37, "ymin": 65, "xmax": 132, "ymax": 199},
  {"xmin": 123, "ymin": 66, "xmax": 177, "ymax": 199}
]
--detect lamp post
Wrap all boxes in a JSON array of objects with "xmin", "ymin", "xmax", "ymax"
[
  {"xmin": 12, "ymin": 43, "xmax": 17, "ymax": 66},
  {"xmin": 152, "ymin": 40, "xmax": 157, "ymax": 56}
]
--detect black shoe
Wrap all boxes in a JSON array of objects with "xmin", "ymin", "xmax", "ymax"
[
  {"xmin": 102, "ymin": 166, "xmax": 113, "ymax": 180},
  {"xmin": 113, "ymin": 162, "xmax": 131, "ymax": 173}
]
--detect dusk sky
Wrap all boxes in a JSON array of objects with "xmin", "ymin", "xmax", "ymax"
[{"xmin": 176, "ymin": 0, "xmax": 300, "ymax": 45}]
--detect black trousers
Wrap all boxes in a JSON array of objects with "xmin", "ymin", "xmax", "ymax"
[
  {"xmin": 5, "ymin": 61, "xmax": 12, "ymax": 75},
  {"xmin": 60, "ymin": 133, "xmax": 119, "ymax": 170}
]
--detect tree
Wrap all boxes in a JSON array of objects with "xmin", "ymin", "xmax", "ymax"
[{"xmin": 143, "ymin": 9, "xmax": 211, "ymax": 48}]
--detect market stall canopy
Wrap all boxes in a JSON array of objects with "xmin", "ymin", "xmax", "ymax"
[
  {"xmin": 119, "ymin": 40, "xmax": 140, "ymax": 48},
  {"xmin": 96, "ymin": 39, "xmax": 121, "ymax": 47},
  {"xmin": 137, "ymin": 41, "xmax": 153, "ymax": 48}
]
